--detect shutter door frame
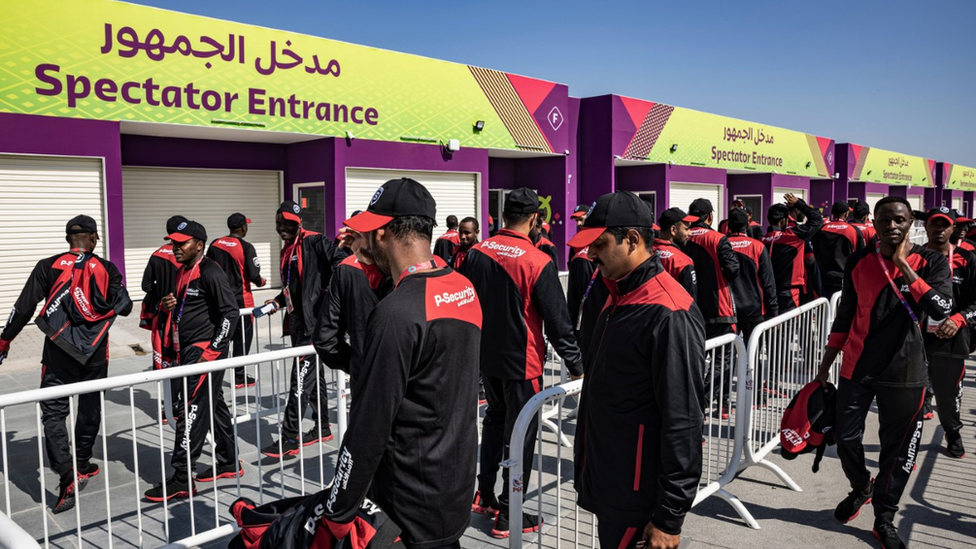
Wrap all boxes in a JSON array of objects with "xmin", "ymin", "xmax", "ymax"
[
  {"xmin": 669, "ymin": 182, "xmax": 723, "ymax": 218},
  {"xmin": 773, "ymin": 187, "xmax": 806, "ymax": 203},
  {"xmin": 122, "ymin": 166, "xmax": 283, "ymax": 301},
  {"xmin": 952, "ymin": 196, "xmax": 962, "ymax": 212},
  {"xmin": 906, "ymin": 194, "xmax": 923, "ymax": 211},
  {"xmin": 0, "ymin": 154, "xmax": 107, "ymax": 321},
  {"xmin": 866, "ymin": 192, "xmax": 886, "ymax": 218}
]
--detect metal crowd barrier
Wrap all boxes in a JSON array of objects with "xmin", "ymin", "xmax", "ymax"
[
  {"xmin": 739, "ymin": 298, "xmax": 831, "ymax": 494},
  {"xmin": 504, "ymin": 334, "xmax": 754, "ymax": 549},
  {"xmin": 0, "ymin": 342, "xmax": 348, "ymax": 549}
]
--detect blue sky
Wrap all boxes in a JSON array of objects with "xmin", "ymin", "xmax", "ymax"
[{"xmin": 124, "ymin": 0, "xmax": 975, "ymax": 166}]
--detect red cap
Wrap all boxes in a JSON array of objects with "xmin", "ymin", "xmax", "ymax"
[
  {"xmin": 343, "ymin": 210, "xmax": 395, "ymax": 233},
  {"xmin": 571, "ymin": 211, "xmax": 586, "ymax": 219},
  {"xmin": 567, "ymin": 227, "xmax": 607, "ymax": 248}
]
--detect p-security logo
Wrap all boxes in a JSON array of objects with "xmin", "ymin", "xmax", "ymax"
[
  {"xmin": 370, "ymin": 187, "xmax": 384, "ymax": 206},
  {"xmin": 293, "ymin": 204, "xmax": 301, "ymax": 214},
  {"xmin": 177, "ymin": 222, "xmax": 187, "ymax": 230}
]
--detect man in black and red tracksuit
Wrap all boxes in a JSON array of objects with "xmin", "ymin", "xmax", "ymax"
[
  {"xmin": 849, "ymin": 201, "xmax": 876, "ymax": 244},
  {"xmin": 0, "ymin": 215, "xmax": 131, "ymax": 513},
  {"xmin": 144, "ymin": 220, "xmax": 241, "ymax": 502},
  {"xmin": 459, "ymin": 187, "xmax": 583, "ymax": 537},
  {"xmin": 951, "ymin": 214, "xmax": 976, "ymax": 253},
  {"xmin": 531, "ymin": 212, "xmax": 559, "ymax": 265},
  {"xmin": 320, "ymin": 178, "xmax": 482, "ymax": 549},
  {"xmin": 206, "ymin": 212, "xmax": 267, "ymax": 388},
  {"xmin": 567, "ymin": 245, "xmax": 596, "ymax": 333},
  {"xmin": 449, "ymin": 216, "xmax": 480, "ymax": 270},
  {"xmin": 433, "ymin": 214, "xmax": 460, "ymax": 262},
  {"xmin": 814, "ymin": 197, "xmax": 952, "ymax": 549},
  {"xmin": 569, "ymin": 191, "xmax": 705, "ymax": 549},
  {"xmin": 684, "ymin": 198, "xmax": 738, "ymax": 416},
  {"xmin": 813, "ymin": 201, "xmax": 865, "ymax": 298},
  {"xmin": 762, "ymin": 194, "xmax": 824, "ymax": 312},
  {"xmin": 654, "ymin": 207, "xmax": 699, "ymax": 299},
  {"xmin": 140, "ymin": 215, "xmax": 186, "ymax": 332},
  {"xmin": 919, "ymin": 207, "xmax": 973, "ymax": 459},
  {"xmin": 261, "ymin": 201, "xmax": 348, "ymax": 458},
  {"xmin": 726, "ymin": 209, "xmax": 778, "ymax": 340}
]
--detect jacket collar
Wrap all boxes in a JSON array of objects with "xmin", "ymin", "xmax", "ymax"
[
  {"xmin": 497, "ymin": 228, "xmax": 533, "ymax": 244},
  {"xmin": 603, "ymin": 255, "xmax": 662, "ymax": 300}
]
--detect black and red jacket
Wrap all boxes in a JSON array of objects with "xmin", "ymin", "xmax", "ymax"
[
  {"xmin": 447, "ymin": 242, "xmax": 476, "ymax": 271},
  {"xmin": 163, "ymin": 257, "xmax": 240, "ymax": 364},
  {"xmin": 566, "ymin": 246, "xmax": 596, "ymax": 329},
  {"xmin": 684, "ymin": 222, "xmax": 739, "ymax": 324},
  {"xmin": 313, "ymin": 255, "xmax": 393, "ymax": 381},
  {"xmin": 812, "ymin": 219, "xmax": 865, "ymax": 289},
  {"xmin": 923, "ymin": 244, "xmax": 976, "ymax": 358},
  {"xmin": 322, "ymin": 268, "xmax": 481, "ymax": 549},
  {"xmin": 652, "ymin": 238, "xmax": 697, "ymax": 300},
  {"xmin": 140, "ymin": 245, "xmax": 179, "ymax": 328},
  {"xmin": 459, "ymin": 229, "xmax": 583, "ymax": 380},
  {"xmin": 206, "ymin": 234, "xmax": 263, "ymax": 308},
  {"xmin": 727, "ymin": 233, "xmax": 778, "ymax": 322},
  {"xmin": 533, "ymin": 233, "xmax": 559, "ymax": 265},
  {"xmin": 957, "ymin": 238, "xmax": 976, "ymax": 253},
  {"xmin": 575, "ymin": 256, "xmax": 705, "ymax": 534},
  {"xmin": 272, "ymin": 229, "xmax": 348, "ymax": 336},
  {"xmin": 432, "ymin": 229, "xmax": 459, "ymax": 263},
  {"xmin": 762, "ymin": 200, "xmax": 824, "ymax": 296},
  {"xmin": 828, "ymin": 244, "xmax": 952, "ymax": 387},
  {"xmin": 850, "ymin": 220, "xmax": 876, "ymax": 244},
  {"xmin": 2, "ymin": 250, "xmax": 132, "ymax": 364}
]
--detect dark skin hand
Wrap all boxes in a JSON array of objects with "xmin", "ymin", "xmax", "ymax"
[{"xmin": 638, "ymin": 523, "xmax": 679, "ymax": 549}]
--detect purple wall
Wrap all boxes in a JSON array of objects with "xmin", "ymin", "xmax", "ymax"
[
  {"xmin": 0, "ymin": 113, "xmax": 125, "ymax": 268},
  {"xmin": 121, "ymin": 135, "xmax": 287, "ymax": 171},
  {"xmin": 578, "ymin": 96, "xmax": 615, "ymax": 202}
]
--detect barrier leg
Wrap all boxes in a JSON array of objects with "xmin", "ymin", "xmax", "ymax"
[
  {"xmin": 714, "ymin": 488, "xmax": 761, "ymax": 530},
  {"xmin": 754, "ymin": 459, "xmax": 802, "ymax": 492}
]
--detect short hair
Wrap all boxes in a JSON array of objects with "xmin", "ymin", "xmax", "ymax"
[
  {"xmin": 728, "ymin": 217, "xmax": 748, "ymax": 233},
  {"xmin": 503, "ymin": 211, "xmax": 534, "ymax": 226},
  {"xmin": 831, "ymin": 202, "xmax": 850, "ymax": 218},
  {"xmin": 386, "ymin": 215, "xmax": 435, "ymax": 242},
  {"xmin": 606, "ymin": 226, "xmax": 654, "ymax": 252},
  {"xmin": 446, "ymin": 215, "xmax": 459, "ymax": 229},
  {"xmin": 459, "ymin": 216, "xmax": 479, "ymax": 230},
  {"xmin": 874, "ymin": 196, "xmax": 912, "ymax": 216},
  {"xmin": 852, "ymin": 201, "xmax": 871, "ymax": 219}
]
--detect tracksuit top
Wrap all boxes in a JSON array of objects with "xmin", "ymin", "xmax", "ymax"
[
  {"xmin": 166, "ymin": 257, "xmax": 240, "ymax": 363},
  {"xmin": 812, "ymin": 220, "xmax": 865, "ymax": 289},
  {"xmin": 273, "ymin": 229, "xmax": 348, "ymax": 337},
  {"xmin": 652, "ymin": 238, "xmax": 697, "ymax": 300},
  {"xmin": 567, "ymin": 246, "xmax": 596, "ymax": 329},
  {"xmin": 762, "ymin": 201, "xmax": 824, "ymax": 295},
  {"xmin": 459, "ymin": 229, "xmax": 583, "ymax": 379},
  {"xmin": 923, "ymin": 245, "xmax": 976, "ymax": 358},
  {"xmin": 448, "ymin": 242, "xmax": 476, "ymax": 271},
  {"xmin": 850, "ymin": 220, "xmax": 876, "ymax": 243},
  {"xmin": 140, "ymin": 245, "xmax": 179, "ymax": 325},
  {"xmin": 684, "ymin": 222, "xmax": 738, "ymax": 324},
  {"xmin": 727, "ymin": 233, "xmax": 778, "ymax": 322},
  {"xmin": 206, "ymin": 234, "xmax": 263, "ymax": 308},
  {"xmin": 958, "ymin": 238, "xmax": 976, "ymax": 253},
  {"xmin": 2, "ymin": 250, "xmax": 132, "ymax": 364},
  {"xmin": 432, "ymin": 229, "xmax": 459, "ymax": 263},
  {"xmin": 574, "ymin": 256, "xmax": 706, "ymax": 534},
  {"xmin": 312, "ymin": 255, "xmax": 393, "ymax": 380},
  {"xmin": 719, "ymin": 219, "xmax": 764, "ymax": 240},
  {"xmin": 323, "ymin": 268, "xmax": 482, "ymax": 549},
  {"xmin": 827, "ymin": 244, "xmax": 952, "ymax": 387},
  {"xmin": 533, "ymin": 234, "xmax": 559, "ymax": 265}
]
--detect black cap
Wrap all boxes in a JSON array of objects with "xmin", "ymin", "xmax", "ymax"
[
  {"xmin": 744, "ymin": 205, "xmax": 754, "ymax": 216},
  {"xmin": 166, "ymin": 215, "xmax": 188, "ymax": 234},
  {"xmin": 277, "ymin": 201, "xmax": 302, "ymax": 223},
  {"xmin": 571, "ymin": 204, "xmax": 590, "ymax": 219},
  {"xmin": 768, "ymin": 203, "xmax": 790, "ymax": 222},
  {"xmin": 227, "ymin": 212, "xmax": 251, "ymax": 230},
  {"xmin": 852, "ymin": 201, "xmax": 871, "ymax": 219},
  {"xmin": 65, "ymin": 215, "xmax": 97, "ymax": 235},
  {"xmin": 728, "ymin": 208, "xmax": 750, "ymax": 232},
  {"xmin": 919, "ymin": 206, "xmax": 956, "ymax": 225},
  {"xmin": 344, "ymin": 178, "xmax": 436, "ymax": 233},
  {"xmin": 504, "ymin": 187, "xmax": 540, "ymax": 215},
  {"xmin": 568, "ymin": 191, "xmax": 653, "ymax": 248},
  {"xmin": 165, "ymin": 220, "xmax": 207, "ymax": 243},
  {"xmin": 658, "ymin": 207, "xmax": 700, "ymax": 233},
  {"xmin": 688, "ymin": 198, "xmax": 713, "ymax": 218},
  {"xmin": 830, "ymin": 201, "xmax": 852, "ymax": 218}
]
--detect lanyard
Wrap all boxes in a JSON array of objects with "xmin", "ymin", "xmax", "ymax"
[
  {"xmin": 174, "ymin": 257, "xmax": 203, "ymax": 327},
  {"xmin": 397, "ymin": 259, "xmax": 438, "ymax": 285},
  {"xmin": 874, "ymin": 241, "xmax": 918, "ymax": 325},
  {"xmin": 575, "ymin": 268, "xmax": 601, "ymax": 331}
]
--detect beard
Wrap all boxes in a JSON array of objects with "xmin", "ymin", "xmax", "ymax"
[{"xmin": 369, "ymin": 232, "xmax": 391, "ymax": 275}]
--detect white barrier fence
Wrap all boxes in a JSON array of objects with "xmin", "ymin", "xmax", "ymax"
[{"xmin": 0, "ymin": 339, "xmax": 349, "ymax": 549}]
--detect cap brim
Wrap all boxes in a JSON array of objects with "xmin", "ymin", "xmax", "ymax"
[
  {"xmin": 245, "ymin": 217, "xmax": 252, "ymax": 224},
  {"xmin": 343, "ymin": 211, "xmax": 394, "ymax": 233},
  {"xmin": 956, "ymin": 216, "xmax": 973, "ymax": 224},
  {"xmin": 652, "ymin": 223, "xmax": 661, "ymax": 231},
  {"xmin": 568, "ymin": 227, "xmax": 607, "ymax": 248},
  {"xmin": 165, "ymin": 232, "xmax": 193, "ymax": 243},
  {"xmin": 682, "ymin": 215, "xmax": 699, "ymax": 223},
  {"xmin": 280, "ymin": 212, "xmax": 301, "ymax": 223},
  {"xmin": 571, "ymin": 212, "xmax": 586, "ymax": 219},
  {"xmin": 929, "ymin": 213, "xmax": 955, "ymax": 225}
]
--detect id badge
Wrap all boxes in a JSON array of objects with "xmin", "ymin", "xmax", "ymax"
[
  {"xmin": 926, "ymin": 318, "xmax": 942, "ymax": 334},
  {"xmin": 283, "ymin": 287, "xmax": 295, "ymax": 314},
  {"xmin": 172, "ymin": 322, "xmax": 181, "ymax": 354}
]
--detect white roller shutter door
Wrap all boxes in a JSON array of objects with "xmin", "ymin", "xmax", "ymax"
[
  {"xmin": 773, "ymin": 187, "xmax": 806, "ymax": 203},
  {"xmin": 866, "ymin": 193, "xmax": 886, "ymax": 219},
  {"xmin": 669, "ymin": 182, "xmax": 722, "ymax": 217},
  {"xmin": 345, "ymin": 169, "xmax": 479, "ymax": 246},
  {"xmin": 952, "ymin": 197, "xmax": 962, "ymax": 212},
  {"xmin": 0, "ymin": 155, "xmax": 106, "ymax": 320},
  {"xmin": 906, "ymin": 194, "xmax": 923, "ymax": 212},
  {"xmin": 122, "ymin": 167, "xmax": 281, "ymax": 300}
]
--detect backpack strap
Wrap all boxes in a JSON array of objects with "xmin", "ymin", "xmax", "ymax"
[
  {"xmin": 812, "ymin": 443, "xmax": 827, "ymax": 473},
  {"xmin": 366, "ymin": 516, "xmax": 402, "ymax": 549}
]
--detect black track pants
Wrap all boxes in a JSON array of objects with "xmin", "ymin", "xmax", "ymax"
[
  {"xmin": 703, "ymin": 323, "xmax": 735, "ymax": 409},
  {"xmin": 232, "ymin": 316, "xmax": 254, "ymax": 378},
  {"xmin": 170, "ymin": 344, "xmax": 236, "ymax": 472},
  {"xmin": 40, "ymin": 341, "xmax": 108, "ymax": 476},
  {"xmin": 928, "ymin": 355, "xmax": 966, "ymax": 436},
  {"xmin": 478, "ymin": 374, "xmax": 540, "ymax": 509},
  {"xmin": 835, "ymin": 378, "xmax": 925, "ymax": 523},
  {"xmin": 596, "ymin": 516, "xmax": 648, "ymax": 549},
  {"xmin": 281, "ymin": 331, "xmax": 329, "ymax": 438}
]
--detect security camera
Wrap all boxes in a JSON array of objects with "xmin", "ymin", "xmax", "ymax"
[{"xmin": 445, "ymin": 139, "xmax": 461, "ymax": 153}]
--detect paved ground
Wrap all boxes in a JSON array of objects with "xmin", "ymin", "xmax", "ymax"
[{"xmin": 1, "ymin": 288, "xmax": 975, "ymax": 548}]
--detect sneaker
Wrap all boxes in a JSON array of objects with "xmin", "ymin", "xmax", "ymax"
[
  {"xmin": 235, "ymin": 374, "xmax": 256, "ymax": 389},
  {"xmin": 478, "ymin": 389, "xmax": 487, "ymax": 406},
  {"xmin": 144, "ymin": 473, "xmax": 196, "ymax": 502},
  {"xmin": 196, "ymin": 460, "xmax": 244, "ymax": 482},
  {"xmin": 946, "ymin": 432, "xmax": 966, "ymax": 459},
  {"xmin": 300, "ymin": 424, "xmax": 334, "ymax": 445},
  {"xmin": 52, "ymin": 461, "xmax": 100, "ymax": 514},
  {"xmin": 873, "ymin": 520, "xmax": 907, "ymax": 549},
  {"xmin": 834, "ymin": 480, "xmax": 873, "ymax": 523},
  {"xmin": 922, "ymin": 400, "xmax": 934, "ymax": 420},
  {"xmin": 261, "ymin": 436, "xmax": 301, "ymax": 459},
  {"xmin": 490, "ymin": 512, "xmax": 541, "ymax": 539},
  {"xmin": 471, "ymin": 490, "xmax": 500, "ymax": 515}
]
